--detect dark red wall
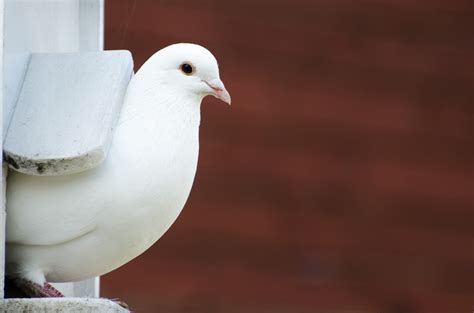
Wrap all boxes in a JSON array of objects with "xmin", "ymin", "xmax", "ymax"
[{"xmin": 102, "ymin": 1, "xmax": 474, "ymax": 312}]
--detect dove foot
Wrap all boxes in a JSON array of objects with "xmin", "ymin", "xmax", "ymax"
[
  {"xmin": 110, "ymin": 298, "xmax": 131, "ymax": 310},
  {"xmin": 7, "ymin": 277, "xmax": 64, "ymax": 298}
]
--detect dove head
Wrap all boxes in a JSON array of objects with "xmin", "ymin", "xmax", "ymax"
[{"xmin": 139, "ymin": 43, "xmax": 231, "ymax": 105}]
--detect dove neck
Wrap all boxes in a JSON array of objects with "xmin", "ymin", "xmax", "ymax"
[{"xmin": 118, "ymin": 74, "xmax": 202, "ymax": 131}]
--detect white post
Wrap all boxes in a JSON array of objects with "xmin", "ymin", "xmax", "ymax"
[
  {"xmin": 3, "ymin": 0, "xmax": 104, "ymax": 298},
  {"xmin": 0, "ymin": 0, "xmax": 6, "ymax": 300}
]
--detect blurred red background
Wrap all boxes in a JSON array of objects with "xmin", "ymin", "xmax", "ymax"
[{"xmin": 102, "ymin": 1, "xmax": 474, "ymax": 312}]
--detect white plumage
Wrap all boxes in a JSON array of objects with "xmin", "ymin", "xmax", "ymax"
[{"xmin": 5, "ymin": 43, "xmax": 230, "ymax": 286}]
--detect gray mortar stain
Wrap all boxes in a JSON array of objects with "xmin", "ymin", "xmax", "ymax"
[
  {"xmin": 36, "ymin": 163, "xmax": 46, "ymax": 174},
  {"xmin": 4, "ymin": 154, "xmax": 19, "ymax": 169},
  {"xmin": 3, "ymin": 149, "xmax": 103, "ymax": 176}
]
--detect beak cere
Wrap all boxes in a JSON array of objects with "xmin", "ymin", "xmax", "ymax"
[{"xmin": 206, "ymin": 79, "xmax": 231, "ymax": 105}]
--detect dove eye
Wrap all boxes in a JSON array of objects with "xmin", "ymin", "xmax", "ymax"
[{"xmin": 180, "ymin": 63, "xmax": 194, "ymax": 75}]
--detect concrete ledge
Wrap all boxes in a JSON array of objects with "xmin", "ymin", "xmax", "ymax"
[{"xmin": 0, "ymin": 298, "xmax": 129, "ymax": 312}]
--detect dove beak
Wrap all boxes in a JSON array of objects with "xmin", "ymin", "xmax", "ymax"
[{"xmin": 205, "ymin": 78, "xmax": 231, "ymax": 105}]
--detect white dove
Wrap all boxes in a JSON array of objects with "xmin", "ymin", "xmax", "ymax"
[{"xmin": 5, "ymin": 43, "xmax": 231, "ymax": 297}]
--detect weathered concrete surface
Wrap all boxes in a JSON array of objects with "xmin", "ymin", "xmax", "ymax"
[
  {"xmin": 3, "ymin": 51, "xmax": 133, "ymax": 176},
  {"xmin": 0, "ymin": 298, "xmax": 129, "ymax": 312}
]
